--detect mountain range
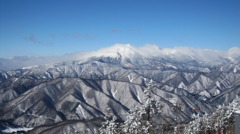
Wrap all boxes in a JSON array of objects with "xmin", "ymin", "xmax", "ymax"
[{"xmin": 0, "ymin": 44, "xmax": 240, "ymax": 133}]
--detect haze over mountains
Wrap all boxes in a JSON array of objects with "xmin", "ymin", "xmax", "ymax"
[
  {"xmin": 0, "ymin": 44, "xmax": 240, "ymax": 133},
  {"xmin": 0, "ymin": 44, "xmax": 240, "ymax": 71}
]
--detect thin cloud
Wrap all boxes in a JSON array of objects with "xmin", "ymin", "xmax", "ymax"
[
  {"xmin": 71, "ymin": 32, "xmax": 96, "ymax": 40},
  {"xmin": 127, "ymin": 28, "xmax": 141, "ymax": 33},
  {"xmin": 110, "ymin": 28, "xmax": 141, "ymax": 33},
  {"xmin": 82, "ymin": 33, "xmax": 96, "ymax": 40},
  {"xmin": 24, "ymin": 34, "xmax": 53, "ymax": 46},
  {"xmin": 24, "ymin": 34, "xmax": 41, "ymax": 44},
  {"xmin": 111, "ymin": 29, "xmax": 121, "ymax": 33},
  {"xmin": 48, "ymin": 34, "xmax": 56, "ymax": 39},
  {"xmin": 71, "ymin": 32, "xmax": 81, "ymax": 39},
  {"xmin": 0, "ymin": 44, "xmax": 239, "ymax": 71}
]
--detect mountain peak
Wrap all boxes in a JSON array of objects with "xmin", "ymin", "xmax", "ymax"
[
  {"xmin": 0, "ymin": 44, "xmax": 240, "ymax": 71},
  {"xmin": 90, "ymin": 44, "xmax": 139, "ymax": 59}
]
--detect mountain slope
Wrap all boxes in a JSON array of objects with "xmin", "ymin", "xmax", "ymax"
[{"xmin": 0, "ymin": 44, "xmax": 240, "ymax": 133}]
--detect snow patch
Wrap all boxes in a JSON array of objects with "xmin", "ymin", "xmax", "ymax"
[
  {"xmin": 3, "ymin": 73, "xmax": 8, "ymax": 79},
  {"xmin": 214, "ymin": 89, "xmax": 220, "ymax": 96},
  {"xmin": 201, "ymin": 68, "xmax": 211, "ymax": 73},
  {"xmin": 216, "ymin": 81, "xmax": 221, "ymax": 88},
  {"xmin": 13, "ymin": 78, "xmax": 18, "ymax": 82},
  {"xmin": 2, "ymin": 127, "xmax": 33, "ymax": 133},
  {"xmin": 235, "ymin": 110, "xmax": 240, "ymax": 114},
  {"xmin": 233, "ymin": 66, "xmax": 238, "ymax": 73},
  {"xmin": 112, "ymin": 89, "xmax": 118, "ymax": 98},
  {"xmin": 199, "ymin": 90, "xmax": 211, "ymax": 98},
  {"xmin": 169, "ymin": 98, "xmax": 178, "ymax": 106},
  {"xmin": 76, "ymin": 104, "xmax": 86, "ymax": 119},
  {"xmin": 178, "ymin": 82, "xmax": 186, "ymax": 88},
  {"xmin": 87, "ymin": 44, "xmax": 139, "ymax": 60},
  {"xmin": 167, "ymin": 64, "xmax": 177, "ymax": 69},
  {"xmin": 136, "ymin": 90, "xmax": 142, "ymax": 103},
  {"xmin": 127, "ymin": 75, "xmax": 134, "ymax": 83}
]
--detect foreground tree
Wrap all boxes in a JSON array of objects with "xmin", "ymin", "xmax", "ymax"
[
  {"xmin": 184, "ymin": 96, "xmax": 240, "ymax": 134},
  {"xmin": 122, "ymin": 80, "xmax": 164, "ymax": 134},
  {"xmin": 100, "ymin": 80, "xmax": 164, "ymax": 134},
  {"xmin": 99, "ymin": 108, "xmax": 120, "ymax": 134}
]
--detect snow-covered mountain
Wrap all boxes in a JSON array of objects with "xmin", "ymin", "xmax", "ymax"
[
  {"xmin": 0, "ymin": 44, "xmax": 240, "ymax": 133},
  {"xmin": 1, "ymin": 44, "xmax": 240, "ymax": 71}
]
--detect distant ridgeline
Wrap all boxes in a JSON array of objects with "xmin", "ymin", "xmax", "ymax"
[{"xmin": 0, "ymin": 45, "xmax": 240, "ymax": 133}]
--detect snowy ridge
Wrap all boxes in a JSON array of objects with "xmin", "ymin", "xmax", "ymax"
[
  {"xmin": 89, "ymin": 44, "xmax": 139, "ymax": 59},
  {"xmin": 0, "ymin": 44, "xmax": 240, "ymax": 133},
  {"xmin": 2, "ymin": 127, "xmax": 33, "ymax": 133},
  {"xmin": 0, "ymin": 44, "xmax": 240, "ymax": 70},
  {"xmin": 76, "ymin": 104, "xmax": 86, "ymax": 119}
]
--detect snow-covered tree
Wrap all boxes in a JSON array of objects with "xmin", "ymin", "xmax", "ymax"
[
  {"xmin": 184, "ymin": 95, "xmax": 240, "ymax": 134},
  {"xmin": 99, "ymin": 108, "xmax": 120, "ymax": 134},
  {"xmin": 183, "ymin": 114, "xmax": 207, "ymax": 134},
  {"xmin": 122, "ymin": 80, "xmax": 164, "ymax": 134}
]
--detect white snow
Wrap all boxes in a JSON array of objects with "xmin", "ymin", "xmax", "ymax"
[
  {"xmin": 169, "ymin": 98, "xmax": 178, "ymax": 106},
  {"xmin": 216, "ymin": 81, "xmax": 221, "ymax": 88},
  {"xmin": 202, "ymin": 96, "xmax": 207, "ymax": 101},
  {"xmin": 199, "ymin": 90, "xmax": 211, "ymax": 98},
  {"xmin": 136, "ymin": 90, "xmax": 142, "ymax": 103},
  {"xmin": 233, "ymin": 66, "xmax": 238, "ymax": 73},
  {"xmin": 3, "ymin": 73, "xmax": 8, "ymax": 79},
  {"xmin": 184, "ymin": 95, "xmax": 240, "ymax": 134},
  {"xmin": 235, "ymin": 110, "xmax": 240, "ymax": 114},
  {"xmin": 1, "ymin": 44, "xmax": 240, "ymax": 71},
  {"xmin": 112, "ymin": 89, "xmax": 118, "ymax": 98},
  {"xmin": 149, "ymin": 79, "xmax": 153, "ymax": 84},
  {"xmin": 201, "ymin": 68, "xmax": 211, "ymax": 73},
  {"xmin": 2, "ymin": 127, "xmax": 33, "ymax": 133},
  {"xmin": 76, "ymin": 104, "xmax": 86, "ymax": 119},
  {"xmin": 13, "ymin": 78, "xmax": 18, "ymax": 82},
  {"xmin": 178, "ymin": 82, "xmax": 186, "ymax": 89},
  {"xmin": 127, "ymin": 75, "xmax": 134, "ymax": 83},
  {"xmin": 91, "ymin": 44, "xmax": 138, "ymax": 59},
  {"xmin": 199, "ymin": 75, "xmax": 212, "ymax": 89},
  {"xmin": 167, "ymin": 64, "xmax": 177, "ymax": 69},
  {"xmin": 214, "ymin": 89, "xmax": 220, "ymax": 96}
]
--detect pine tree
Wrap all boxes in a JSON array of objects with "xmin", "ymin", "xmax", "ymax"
[
  {"xmin": 99, "ymin": 80, "xmax": 165, "ymax": 134},
  {"xmin": 99, "ymin": 108, "xmax": 119, "ymax": 134},
  {"xmin": 122, "ymin": 80, "xmax": 164, "ymax": 134},
  {"xmin": 184, "ymin": 95, "xmax": 240, "ymax": 134}
]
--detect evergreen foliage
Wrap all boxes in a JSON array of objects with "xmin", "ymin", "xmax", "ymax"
[
  {"xmin": 100, "ymin": 82, "xmax": 240, "ymax": 134},
  {"xmin": 99, "ymin": 108, "xmax": 120, "ymax": 134},
  {"xmin": 100, "ymin": 80, "xmax": 164, "ymax": 134},
  {"xmin": 184, "ymin": 96, "xmax": 240, "ymax": 134}
]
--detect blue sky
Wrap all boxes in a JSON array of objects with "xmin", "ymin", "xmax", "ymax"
[{"xmin": 0, "ymin": 0, "xmax": 240, "ymax": 58}]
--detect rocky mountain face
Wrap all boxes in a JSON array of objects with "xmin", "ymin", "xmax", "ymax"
[{"xmin": 0, "ymin": 45, "xmax": 240, "ymax": 133}]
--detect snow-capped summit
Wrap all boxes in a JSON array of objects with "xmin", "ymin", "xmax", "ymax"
[
  {"xmin": 0, "ymin": 44, "xmax": 240, "ymax": 71},
  {"xmin": 1, "ymin": 44, "xmax": 240, "ymax": 134},
  {"xmin": 90, "ymin": 44, "xmax": 139, "ymax": 59}
]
